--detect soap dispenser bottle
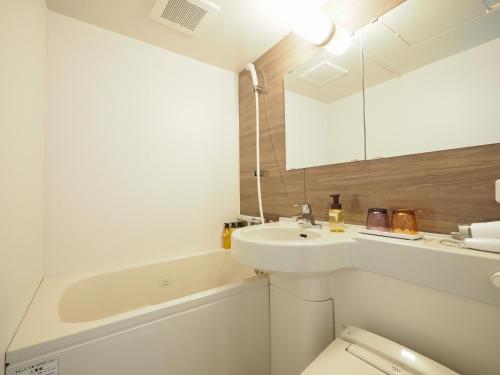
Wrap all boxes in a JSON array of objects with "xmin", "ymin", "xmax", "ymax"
[{"xmin": 329, "ymin": 194, "xmax": 345, "ymax": 232}]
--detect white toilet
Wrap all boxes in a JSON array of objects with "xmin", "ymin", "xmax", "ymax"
[{"xmin": 302, "ymin": 326, "xmax": 458, "ymax": 375}]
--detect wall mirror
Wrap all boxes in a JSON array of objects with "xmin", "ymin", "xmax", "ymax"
[
  {"xmin": 363, "ymin": 0, "xmax": 500, "ymax": 160},
  {"xmin": 284, "ymin": 0, "xmax": 500, "ymax": 169},
  {"xmin": 284, "ymin": 33, "xmax": 365, "ymax": 170}
]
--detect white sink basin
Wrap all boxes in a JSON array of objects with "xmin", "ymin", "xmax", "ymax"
[
  {"xmin": 231, "ymin": 222, "xmax": 355, "ymax": 275},
  {"xmin": 240, "ymin": 226, "xmax": 322, "ymax": 241}
]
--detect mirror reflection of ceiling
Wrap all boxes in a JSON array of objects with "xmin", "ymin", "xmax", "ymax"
[
  {"xmin": 285, "ymin": 0, "xmax": 500, "ymax": 103},
  {"xmin": 285, "ymin": 33, "xmax": 362, "ymax": 103}
]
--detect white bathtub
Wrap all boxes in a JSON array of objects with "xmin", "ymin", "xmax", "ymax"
[{"xmin": 6, "ymin": 250, "xmax": 270, "ymax": 375}]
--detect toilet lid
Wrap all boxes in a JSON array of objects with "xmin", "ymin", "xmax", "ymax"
[{"xmin": 302, "ymin": 339, "xmax": 385, "ymax": 375}]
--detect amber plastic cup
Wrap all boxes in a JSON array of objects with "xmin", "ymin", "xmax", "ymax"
[
  {"xmin": 391, "ymin": 209, "xmax": 418, "ymax": 234},
  {"xmin": 366, "ymin": 208, "xmax": 390, "ymax": 232}
]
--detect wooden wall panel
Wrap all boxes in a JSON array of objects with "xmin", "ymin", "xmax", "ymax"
[{"xmin": 239, "ymin": 0, "xmax": 500, "ymax": 234}]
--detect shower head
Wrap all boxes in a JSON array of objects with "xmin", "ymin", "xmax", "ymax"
[{"xmin": 246, "ymin": 63, "xmax": 259, "ymax": 88}]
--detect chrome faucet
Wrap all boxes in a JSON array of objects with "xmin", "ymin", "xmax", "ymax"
[{"xmin": 294, "ymin": 203, "xmax": 321, "ymax": 228}]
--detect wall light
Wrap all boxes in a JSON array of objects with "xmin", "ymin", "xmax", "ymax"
[
  {"xmin": 324, "ymin": 26, "xmax": 353, "ymax": 55},
  {"xmin": 294, "ymin": 17, "xmax": 353, "ymax": 56},
  {"xmin": 261, "ymin": 0, "xmax": 352, "ymax": 55},
  {"xmin": 292, "ymin": 11, "xmax": 334, "ymax": 45}
]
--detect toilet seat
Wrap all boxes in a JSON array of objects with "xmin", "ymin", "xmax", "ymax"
[{"xmin": 302, "ymin": 326, "xmax": 458, "ymax": 375}]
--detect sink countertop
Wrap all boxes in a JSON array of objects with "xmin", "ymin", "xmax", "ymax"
[{"xmin": 232, "ymin": 220, "xmax": 500, "ymax": 307}]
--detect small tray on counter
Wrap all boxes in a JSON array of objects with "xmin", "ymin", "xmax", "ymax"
[{"xmin": 359, "ymin": 228, "xmax": 423, "ymax": 240}]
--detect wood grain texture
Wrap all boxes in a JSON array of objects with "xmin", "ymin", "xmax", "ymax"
[{"xmin": 239, "ymin": 0, "xmax": 500, "ymax": 234}]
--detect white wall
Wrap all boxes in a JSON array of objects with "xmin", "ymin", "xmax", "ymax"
[
  {"xmin": 285, "ymin": 90, "xmax": 364, "ymax": 169},
  {"xmin": 0, "ymin": 0, "xmax": 47, "ymax": 370},
  {"xmin": 46, "ymin": 12, "xmax": 240, "ymax": 274},
  {"xmin": 366, "ymin": 36, "xmax": 500, "ymax": 159},
  {"xmin": 285, "ymin": 91, "xmax": 331, "ymax": 170},
  {"xmin": 327, "ymin": 94, "xmax": 365, "ymax": 163}
]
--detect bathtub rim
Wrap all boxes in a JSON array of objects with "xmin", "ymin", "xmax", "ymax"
[
  {"xmin": 7, "ymin": 250, "xmax": 268, "ymax": 365},
  {"xmin": 57, "ymin": 248, "xmax": 259, "ymax": 323},
  {"xmin": 48, "ymin": 248, "xmax": 239, "ymax": 278}
]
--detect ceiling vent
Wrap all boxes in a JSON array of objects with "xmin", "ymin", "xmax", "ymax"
[
  {"xmin": 298, "ymin": 60, "xmax": 348, "ymax": 86},
  {"xmin": 150, "ymin": 0, "xmax": 220, "ymax": 36}
]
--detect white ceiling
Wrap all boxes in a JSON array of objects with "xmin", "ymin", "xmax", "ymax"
[{"xmin": 45, "ymin": 0, "xmax": 293, "ymax": 72}]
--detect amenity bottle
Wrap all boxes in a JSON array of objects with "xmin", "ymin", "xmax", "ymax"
[
  {"xmin": 222, "ymin": 223, "xmax": 231, "ymax": 249},
  {"xmin": 329, "ymin": 194, "xmax": 345, "ymax": 232}
]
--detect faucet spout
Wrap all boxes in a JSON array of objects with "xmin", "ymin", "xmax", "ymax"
[{"xmin": 293, "ymin": 203, "xmax": 321, "ymax": 228}]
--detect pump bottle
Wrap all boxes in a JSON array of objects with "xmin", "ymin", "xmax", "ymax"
[{"xmin": 329, "ymin": 194, "xmax": 345, "ymax": 232}]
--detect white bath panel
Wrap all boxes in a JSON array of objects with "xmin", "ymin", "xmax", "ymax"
[{"xmin": 7, "ymin": 283, "xmax": 270, "ymax": 375}]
